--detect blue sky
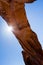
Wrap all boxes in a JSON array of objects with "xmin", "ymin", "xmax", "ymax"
[{"xmin": 0, "ymin": 0, "xmax": 43, "ymax": 65}]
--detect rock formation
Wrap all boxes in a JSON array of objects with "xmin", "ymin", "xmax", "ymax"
[{"xmin": 0, "ymin": 0, "xmax": 43, "ymax": 65}]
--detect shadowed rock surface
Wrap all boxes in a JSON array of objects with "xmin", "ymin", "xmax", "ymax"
[{"xmin": 0, "ymin": 0, "xmax": 43, "ymax": 65}]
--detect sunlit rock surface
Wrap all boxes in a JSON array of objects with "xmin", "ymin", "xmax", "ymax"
[{"xmin": 0, "ymin": 0, "xmax": 43, "ymax": 65}]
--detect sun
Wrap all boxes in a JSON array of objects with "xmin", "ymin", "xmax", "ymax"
[
  {"xmin": 5, "ymin": 25, "xmax": 13, "ymax": 34},
  {"xmin": 7, "ymin": 26, "xmax": 13, "ymax": 32}
]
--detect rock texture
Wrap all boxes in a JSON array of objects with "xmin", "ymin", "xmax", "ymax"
[{"xmin": 0, "ymin": 0, "xmax": 43, "ymax": 65}]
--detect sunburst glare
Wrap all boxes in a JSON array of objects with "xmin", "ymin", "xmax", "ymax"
[{"xmin": 6, "ymin": 26, "xmax": 13, "ymax": 32}]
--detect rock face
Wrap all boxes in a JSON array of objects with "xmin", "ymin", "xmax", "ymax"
[{"xmin": 0, "ymin": 0, "xmax": 43, "ymax": 65}]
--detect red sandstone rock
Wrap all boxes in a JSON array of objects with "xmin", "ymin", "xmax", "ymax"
[{"xmin": 0, "ymin": 0, "xmax": 43, "ymax": 65}]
